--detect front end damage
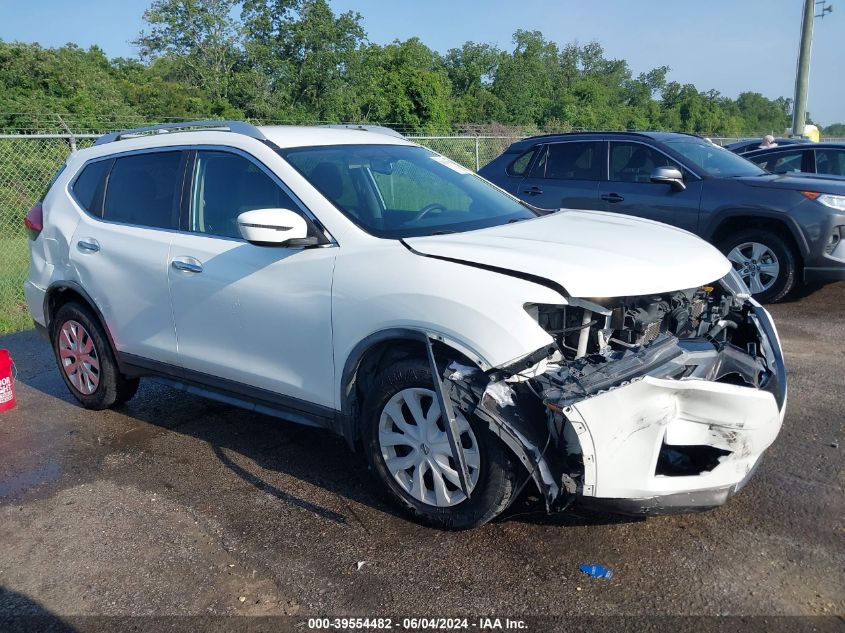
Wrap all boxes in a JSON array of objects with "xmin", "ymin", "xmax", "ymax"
[{"xmin": 440, "ymin": 275, "xmax": 786, "ymax": 516}]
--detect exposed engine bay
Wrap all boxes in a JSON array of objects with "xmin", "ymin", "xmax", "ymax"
[{"xmin": 439, "ymin": 276, "xmax": 786, "ymax": 516}]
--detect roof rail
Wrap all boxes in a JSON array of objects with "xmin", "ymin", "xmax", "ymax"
[
  {"xmin": 94, "ymin": 120, "xmax": 266, "ymax": 146},
  {"xmin": 320, "ymin": 124, "xmax": 405, "ymax": 139}
]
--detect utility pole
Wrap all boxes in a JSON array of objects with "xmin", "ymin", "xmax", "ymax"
[{"xmin": 792, "ymin": 0, "xmax": 833, "ymax": 136}]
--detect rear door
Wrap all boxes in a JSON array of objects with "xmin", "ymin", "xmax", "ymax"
[
  {"xmin": 598, "ymin": 140, "xmax": 702, "ymax": 233},
  {"xmin": 69, "ymin": 150, "xmax": 184, "ymax": 365},
  {"xmin": 515, "ymin": 141, "xmax": 603, "ymax": 211}
]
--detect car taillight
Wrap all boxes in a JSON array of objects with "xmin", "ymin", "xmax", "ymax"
[{"xmin": 24, "ymin": 203, "xmax": 44, "ymax": 240}]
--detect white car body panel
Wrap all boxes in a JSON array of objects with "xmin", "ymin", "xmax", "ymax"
[
  {"xmin": 167, "ymin": 232, "xmax": 337, "ymax": 407},
  {"xmin": 406, "ymin": 209, "xmax": 732, "ymax": 298},
  {"xmin": 567, "ymin": 376, "xmax": 783, "ymax": 499},
  {"xmin": 330, "ymin": 241, "xmax": 565, "ymax": 406},
  {"xmin": 70, "ymin": 212, "xmax": 178, "ymax": 365}
]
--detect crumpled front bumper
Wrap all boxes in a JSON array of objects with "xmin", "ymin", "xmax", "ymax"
[{"xmin": 540, "ymin": 302, "xmax": 787, "ymax": 515}]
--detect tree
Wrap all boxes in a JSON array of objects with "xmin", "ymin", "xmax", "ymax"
[
  {"xmin": 241, "ymin": 0, "xmax": 366, "ymax": 121},
  {"xmin": 134, "ymin": 0, "xmax": 241, "ymax": 105}
]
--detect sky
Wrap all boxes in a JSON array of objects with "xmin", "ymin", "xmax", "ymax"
[{"xmin": 0, "ymin": 0, "xmax": 842, "ymax": 125}]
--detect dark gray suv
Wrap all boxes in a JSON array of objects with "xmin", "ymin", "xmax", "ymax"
[{"xmin": 479, "ymin": 132, "xmax": 845, "ymax": 302}]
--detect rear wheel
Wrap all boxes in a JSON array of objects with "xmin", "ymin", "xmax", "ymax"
[
  {"xmin": 362, "ymin": 357, "xmax": 520, "ymax": 529},
  {"xmin": 51, "ymin": 302, "xmax": 139, "ymax": 409},
  {"xmin": 719, "ymin": 229, "xmax": 798, "ymax": 303}
]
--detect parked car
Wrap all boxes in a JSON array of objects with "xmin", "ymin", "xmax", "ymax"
[
  {"xmin": 479, "ymin": 131, "xmax": 845, "ymax": 302},
  {"xmin": 25, "ymin": 121, "xmax": 786, "ymax": 529},
  {"xmin": 724, "ymin": 137, "xmax": 809, "ymax": 155},
  {"xmin": 743, "ymin": 142, "xmax": 845, "ymax": 178}
]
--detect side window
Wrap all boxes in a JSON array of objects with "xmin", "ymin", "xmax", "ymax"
[
  {"xmin": 71, "ymin": 159, "xmax": 110, "ymax": 216},
  {"xmin": 530, "ymin": 142, "xmax": 601, "ymax": 180},
  {"xmin": 762, "ymin": 150, "xmax": 804, "ymax": 174},
  {"xmin": 103, "ymin": 152, "xmax": 183, "ymax": 229},
  {"xmin": 610, "ymin": 142, "xmax": 675, "ymax": 183},
  {"xmin": 506, "ymin": 149, "xmax": 537, "ymax": 176},
  {"xmin": 815, "ymin": 149, "xmax": 845, "ymax": 176},
  {"xmin": 191, "ymin": 151, "xmax": 299, "ymax": 239}
]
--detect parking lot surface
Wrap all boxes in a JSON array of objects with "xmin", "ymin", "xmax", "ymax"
[{"xmin": 0, "ymin": 283, "xmax": 843, "ymax": 626}]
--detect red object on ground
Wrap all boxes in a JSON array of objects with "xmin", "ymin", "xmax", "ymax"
[{"xmin": 0, "ymin": 349, "xmax": 16, "ymax": 412}]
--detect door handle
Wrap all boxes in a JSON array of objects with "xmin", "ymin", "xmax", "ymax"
[
  {"xmin": 601, "ymin": 193, "xmax": 625, "ymax": 203},
  {"xmin": 522, "ymin": 186, "xmax": 543, "ymax": 196},
  {"xmin": 77, "ymin": 239, "xmax": 100, "ymax": 253},
  {"xmin": 171, "ymin": 258, "xmax": 203, "ymax": 274}
]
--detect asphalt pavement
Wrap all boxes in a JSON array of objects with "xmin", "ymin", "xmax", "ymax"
[{"xmin": 0, "ymin": 282, "xmax": 842, "ymax": 630}]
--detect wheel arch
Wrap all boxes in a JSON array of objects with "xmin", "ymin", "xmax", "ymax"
[
  {"xmin": 43, "ymin": 282, "xmax": 123, "ymax": 371},
  {"xmin": 706, "ymin": 211, "xmax": 807, "ymax": 261},
  {"xmin": 338, "ymin": 328, "xmax": 489, "ymax": 445}
]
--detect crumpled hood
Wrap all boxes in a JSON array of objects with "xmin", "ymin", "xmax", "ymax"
[{"xmin": 404, "ymin": 209, "xmax": 731, "ymax": 298}]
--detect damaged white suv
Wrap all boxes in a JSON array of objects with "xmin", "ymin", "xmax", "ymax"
[{"xmin": 25, "ymin": 121, "xmax": 786, "ymax": 529}]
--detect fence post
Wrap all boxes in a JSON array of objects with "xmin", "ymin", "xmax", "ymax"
[{"xmin": 474, "ymin": 136, "xmax": 480, "ymax": 172}]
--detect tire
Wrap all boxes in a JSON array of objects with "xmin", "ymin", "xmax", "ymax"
[
  {"xmin": 361, "ymin": 357, "xmax": 520, "ymax": 529},
  {"xmin": 51, "ymin": 302, "xmax": 140, "ymax": 409},
  {"xmin": 719, "ymin": 228, "xmax": 798, "ymax": 303}
]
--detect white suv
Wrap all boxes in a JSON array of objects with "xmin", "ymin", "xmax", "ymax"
[{"xmin": 24, "ymin": 121, "xmax": 787, "ymax": 529}]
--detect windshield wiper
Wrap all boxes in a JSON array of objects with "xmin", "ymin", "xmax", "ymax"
[{"xmin": 429, "ymin": 230, "xmax": 456, "ymax": 236}]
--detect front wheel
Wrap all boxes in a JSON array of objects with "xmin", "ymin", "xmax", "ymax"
[
  {"xmin": 362, "ymin": 358, "xmax": 520, "ymax": 529},
  {"xmin": 719, "ymin": 229, "xmax": 798, "ymax": 303}
]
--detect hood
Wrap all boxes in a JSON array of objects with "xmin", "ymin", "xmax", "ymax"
[
  {"xmin": 404, "ymin": 209, "xmax": 731, "ymax": 298},
  {"xmin": 736, "ymin": 173, "xmax": 845, "ymax": 192}
]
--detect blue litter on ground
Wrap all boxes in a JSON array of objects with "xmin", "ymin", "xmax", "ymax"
[{"xmin": 578, "ymin": 564, "xmax": 613, "ymax": 579}]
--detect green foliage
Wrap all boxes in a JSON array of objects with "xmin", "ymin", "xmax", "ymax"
[
  {"xmin": 0, "ymin": 1, "xmax": 801, "ymax": 134},
  {"xmin": 823, "ymin": 122, "xmax": 845, "ymax": 136}
]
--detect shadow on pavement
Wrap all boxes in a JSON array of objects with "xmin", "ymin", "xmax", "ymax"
[{"xmin": 0, "ymin": 586, "xmax": 78, "ymax": 632}]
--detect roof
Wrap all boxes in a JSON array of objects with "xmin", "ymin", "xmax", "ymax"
[
  {"xmin": 92, "ymin": 120, "xmax": 411, "ymax": 150},
  {"xmin": 742, "ymin": 141, "xmax": 845, "ymax": 157},
  {"xmin": 258, "ymin": 125, "xmax": 412, "ymax": 148},
  {"xmin": 506, "ymin": 130, "xmax": 702, "ymax": 151}
]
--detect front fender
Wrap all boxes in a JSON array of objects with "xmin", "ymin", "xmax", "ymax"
[{"xmin": 331, "ymin": 244, "xmax": 565, "ymax": 410}]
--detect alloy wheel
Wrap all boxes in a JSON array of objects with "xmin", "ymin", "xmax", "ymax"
[
  {"xmin": 58, "ymin": 320, "xmax": 100, "ymax": 395},
  {"xmin": 727, "ymin": 241, "xmax": 780, "ymax": 294},
  {"xmin": 378, "ymin": 387, "xmax": 480, "ymax": 507}
]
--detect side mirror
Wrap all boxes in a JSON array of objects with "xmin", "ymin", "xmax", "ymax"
[
  {"xmin": 650, "ymin": 166, "xmax": 686, "ymax": 191},
  {"xmin": 237, "ymin": 208, "xmax": 316, "ymax": 247}
]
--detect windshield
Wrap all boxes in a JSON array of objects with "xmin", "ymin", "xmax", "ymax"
[
  {"xmin": 279, "ymin": 144, "xmax": 537, "ymax": 238},
  {"xmin": 664, "ymin": 138, "xmax": 766, "ymax": 178}
]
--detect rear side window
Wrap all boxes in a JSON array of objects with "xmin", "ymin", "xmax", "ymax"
[
  {"xmin": 531, "ymin": 142, "xmax": 601, "ymax": 180},
  {"xmin": 71, "ymin": 160, "xmax": 110, "ymax": 216},
  {"xmin": 103, "ymin": 151, "xmax": 183, "ymax": 229},
  {"xmin": 506, "ymin": 149, "xmax": 537, "ymax": 176},
  {"xmin": 815, "ymin": 149, "xmax": 845, "ymax": 176},
  {"xmin": 754, "ymin": 150, "xmax": 804, "ymax": 174}
]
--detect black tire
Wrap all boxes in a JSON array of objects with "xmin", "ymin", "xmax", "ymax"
[
  {"xmin": 718, "ymin": 228, "xmax": 799, "ymax": 303},
  {"xmin": 361, "ymin": 357, "xmax": 520, "ymax": 530},
  {"xmin": 51, "ymin": 302, "xmax": 139, "ymax": 409}
]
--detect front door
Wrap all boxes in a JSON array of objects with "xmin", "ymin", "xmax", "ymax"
[
  {"xmin": 168, "ymin": 149, "xmax": 337, "ymax": 409},
  {"xmin": 599, "ymin": 141, "xmax": 702, "ymax": 233}
]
